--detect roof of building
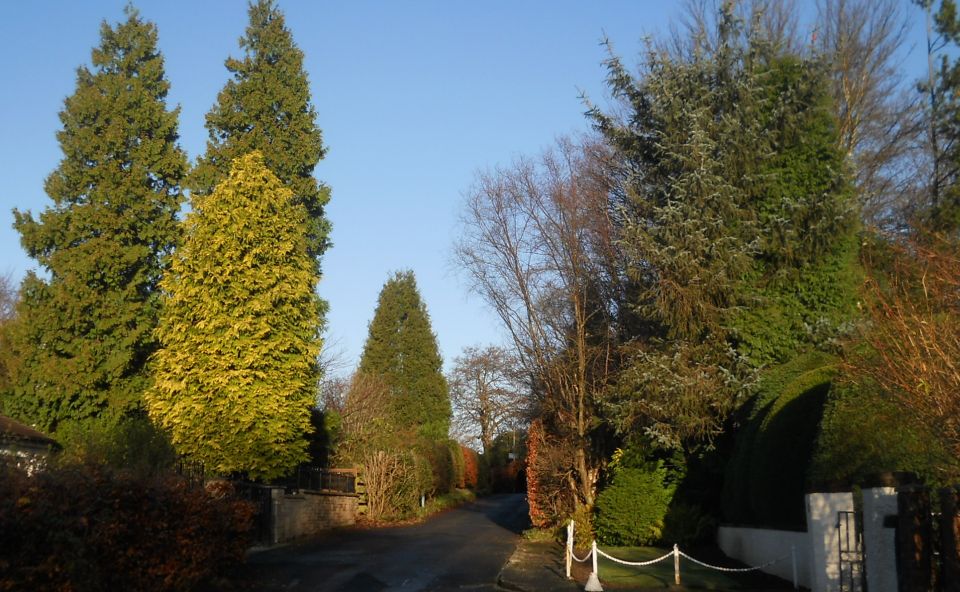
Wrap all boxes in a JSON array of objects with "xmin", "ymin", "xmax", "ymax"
[{"xmin": 0, "ymin": 414, "xmax": 60, "ymax": 448}]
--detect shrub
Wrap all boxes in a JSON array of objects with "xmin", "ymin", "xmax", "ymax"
[
  {"xmin": 595, "ymin": 459, "xmax": 674, "ymax": 546},
  {"xmin": 0, "ymin": 463, "xmax": 253, "ymax": 592},
  {"xmin": 53, "ymin": 413, "xmax": 176, "ymax": 476},
  {"xmin": 461, "ymin": 445, "xmax": 479, "ymax": 489},
  {"xmin": 662, "ymin": 502, "xmax": 716, "ymax": 546},
  {"xmin": 526, "ymin": 419, "xmax": 574, "ymax": 527},
  {"xmin": 415, "ymin": 439, "xmax": 454, "ymax": 495},
  {"xmin": 361, "ymin": 449, "xmax": 432, "ymax": 520},
  {"xmin": 449, "ymin": 439, "xmax": 466, "ymax": 489}
]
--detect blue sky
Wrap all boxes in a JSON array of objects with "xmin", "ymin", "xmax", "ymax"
[{"xmin": 0, "ymin": 1, "xmax": 928, "ymax": 377}]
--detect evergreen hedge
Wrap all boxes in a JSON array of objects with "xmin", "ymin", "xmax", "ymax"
[{"xmin": 722, "ymin": 352, "xmax": 835, "ymax": 528}]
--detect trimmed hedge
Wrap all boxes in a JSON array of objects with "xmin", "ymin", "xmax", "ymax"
[
  {"xmin": 0, "ymin": 463, "xmax": 253, "ymax": 592},
  {"xmin": 810, "ymin": 380, "xmax": 960, "ymax": 488},
  {"xmin": 722, "ymin": 352, "xmax": 835, "ymax": 528}
]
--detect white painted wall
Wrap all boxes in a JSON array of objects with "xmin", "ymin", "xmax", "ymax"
[
  {"xmin": 863, "ymin": 486, "xmax": 898, "ymax": 592},
  {"xmin": 806, "ymin": 491, "xmax": 855, "ymax": 592},
  {"xmin": 717, "ymin": 526, "xmax": 810, "ymax": 589}
]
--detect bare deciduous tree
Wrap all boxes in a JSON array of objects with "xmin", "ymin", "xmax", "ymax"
[
  {"xmin": 816, "ymin": 0, "xmax": 923, "ymax": 225},
  {"xmin": 454, "ymin": 135, "xmax": 622, "ymax": 515},
  {"xmin": 0, "ymin": 272, "xmax": 16, "ymax": 323},
  {"xmin": 848, "ymin": 233, "xmax": 960, "ymax": 458},
  {"xmin": 448, "ymin": 345, "xmax": 527, "ymax": 453},
  {"xmin": 335, "ymin": 371, "xmax": 396, "ymax": 461},
  {"xmin": 0, "ymin": 272, "xmax": 19, "ymax": 395}
]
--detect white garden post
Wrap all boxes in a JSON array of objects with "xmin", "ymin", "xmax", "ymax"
[
  {"xmin": 592, "ymin": 540, "xmax": 598, "ymax": 577},
  {"xmin": 584, "ymin": 540, "xmax": 603, "ymax": 591},
  {"xmin": 674, "ymin": 544, "xmax": 681, "ymax": 585},
  {"xmin": 566, "ymin": 520, "xmax": 574, "ymax": 579}
]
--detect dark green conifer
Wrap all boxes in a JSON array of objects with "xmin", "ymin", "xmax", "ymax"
[
  {"xmin": 190, "ymin": 0, "xmax": 331, "ymax": 265},
  {"xmin": 5, "ymin": 8, "xmax": 187, "ymax": 431},
  {"xmin": 358, "ymin": 271, "xmax": 451, "ymax": 443}
]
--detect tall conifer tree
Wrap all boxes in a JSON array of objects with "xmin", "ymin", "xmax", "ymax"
[
  {"xmin": 147, "ymin": 152, "xmax": 322, "ymax": 481},
  {"xmin": 358, "ymin": 271, "xmax": 450, "ymax": 443},
  {"xmin": 4, "ymin": 9, "xmax": 186, "ymax": 431},
  {"xmin": 190, "ymin": 0, "xmax": 331, "ymax": 266},
  {"xmin": 591, "ymin": 9, "xmax": 860, "ymax": 447}
]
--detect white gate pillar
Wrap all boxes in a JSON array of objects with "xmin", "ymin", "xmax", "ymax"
[
  {"xmin": 805, "ymin": 490, "xmax": 854, "ymax": 592},
  {"xmin": 862, "ymin": 485, "xmax": 897, "ymax": 592}
]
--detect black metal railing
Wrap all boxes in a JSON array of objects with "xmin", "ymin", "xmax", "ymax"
[
  {"xmin": 175, "ymin": 456, "xmax": 205, "ymax": 488},
  {"xmin": 296, "ymin": 465, "xmax": 356, "ymax": 494}
]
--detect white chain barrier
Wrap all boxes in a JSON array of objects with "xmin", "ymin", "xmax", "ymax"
[
  {"xmin": 677, "ymin": 548, "xmax": 790, "ymax": 573},
  {"xmin": 565, "ymin": 520, "xmax": 799, "ymax": 591},
  {"xmin": 570, "ymin": 547, "xmax": 593, "ymax": 563},
  {"xmin": 595, "ymin": 547, "xmax": 675, "ymax": 567}
]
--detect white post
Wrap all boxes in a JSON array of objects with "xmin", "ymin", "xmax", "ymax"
[
  {"xmin": 862, "ymin": 485, "xmax": 898, "ymax": 592},
  {"xmin": 674, "ymin": 544, "xmax": 681, "ymax": 586},
  {"xmin": 566, "ymin": 520, "xmax": 574, "ymax": 579},
  {"xmin": 592, "ymin": 540, "xmax": 598, "ymax": 577},
  {"xmin": 791, "ymin": 545, "xmax": 798, "ymax": 590},
  {"xmin": 584, "ymin": 540, "xmax": 603, "ymax": 591}
]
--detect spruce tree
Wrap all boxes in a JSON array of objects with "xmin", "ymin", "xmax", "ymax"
[
  {"xmin": 592, "ymin": 10, "xmax": 860, "ymax": 447},
  {"xmin": 190, "ymin": 0, "xmax": 331, "ymax": 265},
  {"xmin": 358, "ymin": 271, "xmax": 450, "ymax": 443},
  {"xmin": 4, "ymin": 9, "xmax": 186, "ymax": 431},
  {"xmin": 147, "ymin": 152, "xmax": 322, "ymax": 481}
]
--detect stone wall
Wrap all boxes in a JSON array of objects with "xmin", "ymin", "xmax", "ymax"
[{"xmin": 271, "ymin": 489, "xmax": 358, "ymax": 544}]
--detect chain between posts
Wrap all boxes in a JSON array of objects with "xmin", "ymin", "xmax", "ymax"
[{"xmin": 565, "ymin": 520, "xmax": 797, "ymax": 590}]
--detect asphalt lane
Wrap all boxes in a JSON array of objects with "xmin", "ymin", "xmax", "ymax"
[{"xmin": 240, "ymin": 493, "xmax": 531, "ymax": 591}]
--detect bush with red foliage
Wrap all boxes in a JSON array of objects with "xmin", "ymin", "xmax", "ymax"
[
  {"xmin": 526, "ymin": 419, "xmax": 548, "ymax": 527},
  {"xmin": 525, "ymin": 418, "xmax": 575, "ymax": 528},
  {"xmin": 0, "ymin": 463, "xmax": 253, "ymax": 592},
  {"xmin": 460, "ymin": 445, "xmax": 479, "ymax": 489}
]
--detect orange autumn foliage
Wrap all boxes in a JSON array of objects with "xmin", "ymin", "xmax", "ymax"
[{"xmin": 461, "ymin": 445, "xmax": 480, "ymax": 489}]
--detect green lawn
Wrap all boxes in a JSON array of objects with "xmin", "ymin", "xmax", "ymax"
[{"xmin": 576, "ymin": 546, "xmax": 795, "ymax": 590}]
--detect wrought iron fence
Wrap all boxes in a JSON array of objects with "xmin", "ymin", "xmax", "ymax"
[
  {"xmin": 175, "ymin": 456, "xmax": 205, "ymax": 488},
  {"xmin": 296, "ymin": 465, "xmax": 356, "ymax": 493}
]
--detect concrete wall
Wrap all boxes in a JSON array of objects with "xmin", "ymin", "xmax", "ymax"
[
  {"xmin": 717, "ymin": 526, "xmax": 810, "ymax": 589},
  {"xmin": 271, "ymin": 489, "xmax": 358, "ymax": 544}
]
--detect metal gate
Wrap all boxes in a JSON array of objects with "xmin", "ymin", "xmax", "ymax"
[
  {"xmin": 236, "ymin": 483, "xmax": 275, "ymax": 545},
  {"xmin": 838, "ymin": 510, "xmax": 865, "ymax": 592}
]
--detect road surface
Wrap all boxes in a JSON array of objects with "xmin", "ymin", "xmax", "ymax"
[{"xmin": 240, "ymin": 493, "xmax": 530, "ymax": 591}]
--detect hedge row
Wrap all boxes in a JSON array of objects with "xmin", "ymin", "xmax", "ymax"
[{"xmin": 0, "ymin": 463, "xmax": 253, "ymax": 592}]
